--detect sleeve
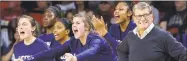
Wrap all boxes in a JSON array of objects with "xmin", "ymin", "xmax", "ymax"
[
  {"xmin": 104, "ymin": 32, "xmax": 119, "ymax": 51},
  {"xmin": 117, "ymin": 35, "xmax": 129, "ymax": 61},
  {"xmin": 50, "ymin": 39, "xmax": 61, "ymax": 48},
  {"xmin": 76, "ymin": 39, "xmax": 102, "ymax": 61},
  {"xmin": 164, "ymin": 32, "xmax": 187, "ymax": 61},
  {"xmin": 27, "ymin": 41, "xmax": 71, "ymax": 61},
  {"xmin": 41, "ymin": 41, "xmax": 50, "ymax": 50},
  {"xmin": 104, "ymin": 25, "xmax": 120, "ymax": 51}
]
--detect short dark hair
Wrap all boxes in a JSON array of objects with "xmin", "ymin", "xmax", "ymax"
[
  {"xmin": 46, "ymin": 6, "xmax": 62, "ymax": 18},
  {"xmin": 58, "ymin": 18, "xmax": 73, "ymax": 36},
  {"xmin": 115, "ymin": 1, "xmax": 132, "ymax": 10},
  {"xmin": 58, "ymin": 18, "xmax": 72, "ymax": 30}
]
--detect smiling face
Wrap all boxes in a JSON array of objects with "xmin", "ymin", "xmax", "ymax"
[
  {"xmin": 114, "ymin": 2, "xmax": 131, "ymax": 24},
  {"xmin": 133, "ymin": 2, "xmax": 153, "ymax": 30},
  {"xmin": 17, "ymin": 17, "xmax": 35, "ymax": 40},
  {"xmin": 72, "ymin": 17, "xmax": 87, "ymax": 39},
  {"xmin": 53, "ymin": 21, "xmax": 67, "ymax": 41},
  {"xmin": 43, "ymin": 10, "xmax": 56, "ymax": 27}
]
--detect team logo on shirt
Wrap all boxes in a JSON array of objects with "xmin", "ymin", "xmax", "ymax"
[{"xmin": 17, "ymin": 55, "xmax": 34, "ymax": 60}]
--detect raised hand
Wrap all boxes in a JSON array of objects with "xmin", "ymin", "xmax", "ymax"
[{"xmin": 92, "ymin": 15, "xmax": 108, "ymax": 36}]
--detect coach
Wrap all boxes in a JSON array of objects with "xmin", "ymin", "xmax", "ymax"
[{"xmin": 117, "ymin": 2, "xmax": 187, "ymax": 61}]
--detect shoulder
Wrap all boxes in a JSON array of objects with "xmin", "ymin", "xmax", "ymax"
[
  {"xmin": 154, "ymin": 27, "xmax": 171, "ymax": 36},
  {"xmin": 153, "ymin": 27, "xmax": 177, "ymax": 42},
  {"xmin": 34, "ymin": 38, "xmax": 49, "ymax": 48},
  {"xmin": 14, "ymin": 41, "xmax": 24, "ymax": 49},
  {"xmin": 88, "ymin": 34, "xmax": 104, "ymax": 44},
  {"xmin": 69, "ymin": 37, "xmax": 78, "ymax": 45},
  {"xmin": 125, "ymin": 31, "xmax": 135, "ymax": 38},
  {"xmin": 38, "ymin": 34, "xmax": 55, "ymax": 41},
  {"xmin": 35, "ymin": 38, "xmax": 46, "ymax": 44}
]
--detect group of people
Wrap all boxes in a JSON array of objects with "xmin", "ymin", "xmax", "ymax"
[{"xmin": 1, "ymin": 1, "xmax": 187, "ymax": 61}]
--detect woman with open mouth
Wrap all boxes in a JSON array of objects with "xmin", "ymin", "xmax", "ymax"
[
  {"xmin": 53, "ymin": 18, "xmax": 72, "ymax": 45},
  {"xmin": 92, "ymin": 1, "xmax": 136, "ymax": 56},
  {"xmin": 13, "ymin": 15, "xmax": 55, "ymax": 61},
  {"xmin": 53, "ymin": 18, "xmax": 72, "ymax": 61},
  {"xmin": 23, "ymin": 14, "xmax": 117, "ymax": 61}
]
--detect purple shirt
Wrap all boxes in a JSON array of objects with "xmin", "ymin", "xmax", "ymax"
[
  {"xmin": 26, "ymin": 33, "xmax": 117, "ymax": 61},
  {"xmin": 104, "ymin": 20, "xmax": 136, "ymax": 55},
  {"xmin": 13, "ymin": 38, "xmax": 55, "ymax": 61},
  {"xmin": 38, "ymin": 33, "xmax": 61, "ymax": 48},
  {"xmin": 175, "ymin": 33, "xmax": 187, "ymax": 48}
]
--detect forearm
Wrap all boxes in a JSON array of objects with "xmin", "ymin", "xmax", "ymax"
[
  {"xmin": 104, "ymin": 33, "xmax": 120, "ymax": 50},
  {"xmin": 76, "ymin": 39, "xmax": 101, "ymax": 61},
  {"xmin": 27, "ymin": 41, "xmax": 70, "ymax": 61},
  {"xmin": 2, "ymin": 47, "xmax": 14, "ymax": 61}
]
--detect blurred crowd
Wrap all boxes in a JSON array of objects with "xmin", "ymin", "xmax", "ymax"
[{"xmin": 0, "ymin": 1, "xmax": 187, "ymax": 61}]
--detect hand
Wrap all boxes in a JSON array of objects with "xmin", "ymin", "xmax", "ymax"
[
  {"xmin": 14, "ymin": 59, "xmax": 23, "ymax": 61},
  {"xmin": 64, "ymin": 53, "xmax": 77, "ymax": 61},
  {"xmin": 92, "ymin": 15, "xmax": 108, "ymax": 36}
]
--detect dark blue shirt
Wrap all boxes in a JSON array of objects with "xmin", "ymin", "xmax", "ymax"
[
  {"xmin": 175, "ymin": 33, "xmax": 187, "ymax": 48},
  {"xmin": 27, "ymin": 33, "xmax": 117, "ymax": 61},
  {"xmin": 104, "ymin": 20, "xmax": 136, "ymax": 55},
  {"xmin": 38, "ymin": 33, "xmax": 61, "ymax": 48},
  {"xmin": 13, "ymin": 38, "xmax": 55, "ymax": 61},
  {"xmin": 117, "ymin": 27, "xmax": 187, "ymax": 61}
]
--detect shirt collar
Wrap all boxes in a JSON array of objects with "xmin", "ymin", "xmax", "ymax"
[{"xmin": 133, "ymin": 23, "xmax": 155, "ymax": 39}]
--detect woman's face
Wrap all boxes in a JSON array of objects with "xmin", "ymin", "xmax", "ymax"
[
  {"xmin": 72, "ymin": 17, "xmax": 86, "ymax": 39},
  {"xmin": 114, "ymin": 2, "xmax": 130, "ymax": 24},
  {"xmin": 43, "ymin": 10, "xmax": 56, "ymax": 27},
  {"xmin": 17, "ymin": 18, "xmax": 34, "ymax": 40},
  {"xmin": 53, "ymin": 21, "xmax": 67, "ymax": 41}
]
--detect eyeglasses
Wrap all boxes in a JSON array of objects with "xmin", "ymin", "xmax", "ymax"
[{"xmin": 133, "ymin": 11, "xmax": 152, "ymax": 20}]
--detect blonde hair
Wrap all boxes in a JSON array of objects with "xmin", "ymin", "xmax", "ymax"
[
  {"xmin": 73, "ymin": 14, "xmax": 93, "ymax": 31},
  {"xmin": 18, "ymin": 15, "xmax": 36, "ymax": 27}
]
